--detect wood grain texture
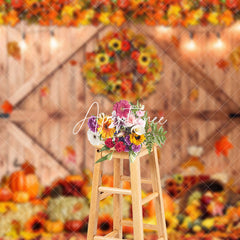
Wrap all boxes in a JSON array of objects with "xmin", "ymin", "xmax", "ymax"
[{"xmin": 0, "ymin": 25, "xmax": 240, "ymax": 184}]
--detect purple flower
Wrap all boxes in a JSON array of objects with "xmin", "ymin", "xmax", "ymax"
[
  {"xmin": 125, "ymin": 135, "xmax": 131, "ymax": 146},
  {"xmin": 132, "ymin": 144, "xmax": 141, "ymax": 153},
  {"xmin": 113, "ymin": 100, "xmax": 131, "ymax": 118},
  {"xmin": 124, "ymin": 145, "xmax": 130, "ymax": 152},
  {"xmin": 88, "ymin": 116, "xmax": 98, "ymax": 132}
]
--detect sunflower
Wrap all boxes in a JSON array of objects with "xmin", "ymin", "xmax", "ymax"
[
  {"xmin": 96, "ymin": 53, "xmax": 109, "ymax": 66},
  {"xmin": 129, "ymin": 133, "xmax": 145, "ymax": 145},
  {"xmin": 24, "ymin": 216, "xmax": 45, "ymax": 234},
  {"xmin": 98, "ymin": 117, "xmax": 115, "ymax": 139},
  {"xmin": 138, "ymin": 52, "xmax": 151, "ymax": 67},
  {"xmin": 165, "ymin": 212, "xmax": 178, "ymax": 234},
  {"xmin": 109, "ymin": 38, "xmax": 121, "ymax": 51},
  {"xmin": 97, "ymin": 214, "xmax": 113, "ymax": 236}
]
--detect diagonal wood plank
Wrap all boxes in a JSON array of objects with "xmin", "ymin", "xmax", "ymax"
[
  {"xmin": 142, "ymin": 26, "xmax": 240, "ymax": 114},
  {"xmin": 9, "ymin": 25, "xmax": 105, "ymax": 107},
  {"xmin": 7, "ymin": 122, "xmax": 72, "ymax": 174}
]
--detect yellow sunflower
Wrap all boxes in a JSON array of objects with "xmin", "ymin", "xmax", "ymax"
[
  {"xmin": 129, "ymin": 133, "xmax": 145, "ymax": 145},
  {"xmin": 109, "ymin": 38, "xmax": 121, "ymax": 51},
  {"xmin": 165, "ymin": 212, "xmax": 178, "ymax": 234},
  {"xmin": 96, "ymin": 53, "xmax": 109, "ymax": 66},
  {"xmin": 138, "ymin": 52, "xmax": 151, "ymax": 67},
  {"xmin": 98, "ymin": 117, "xmax": 115, "ymax": 139}
]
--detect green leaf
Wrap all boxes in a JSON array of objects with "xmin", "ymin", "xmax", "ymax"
[
  {"xmin": 98, "ymin": 145, "xmax": 110, "ymax": 152},
  {"xmin": 129, "ymin": 151, "xmax": 138, "ymax": 163},
  {"xmin": 95, "ymin": 152, "xmax": 113, "ymax": 164}
]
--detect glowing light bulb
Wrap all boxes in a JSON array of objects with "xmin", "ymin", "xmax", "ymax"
[
  {"xmin": 232, "ymin": 22, "xmax": 240, "ymax": 31},
  {"xmin": 214, "ymin": 33, "xmax": 224, "ymax": 49},
  {"xmin": 50, "ymin": 30, "xmax": 58, "ymax": 50},
  {"xmin": 185, "ymin": 32, "xmax": 196, "ymax": 51},
  {"xmin": 156, "ymin": 26, "xmax": 171, "ymax": 33},
  {"xmin": 20, "ymin": 33, "xmax": 27, "ymax": 51}
]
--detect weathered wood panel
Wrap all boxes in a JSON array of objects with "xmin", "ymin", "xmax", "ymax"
[{"xmin": 0, "ymin": 24, "xmax": 240, "ymax": 185}]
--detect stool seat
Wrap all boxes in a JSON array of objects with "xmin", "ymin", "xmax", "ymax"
[{"xmin": 87, "ymin": 145, "xmax": 168, "ymax": 240}]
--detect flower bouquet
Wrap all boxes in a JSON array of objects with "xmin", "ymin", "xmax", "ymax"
[{"xmin": 87, "ymin": 100, "xmax": 167, "ymax": 163}]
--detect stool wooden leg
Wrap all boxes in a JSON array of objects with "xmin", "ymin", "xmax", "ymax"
[
  {"xmin": 113, "ymin": 158, "xmax": 123, "ymax": 238},
  {"xmin": 87, "ymin": 150, "xmax": 103, "ymax": 240},
  {"xmin": 150, "ymin": 146, "xmax": 168, "ymax": 240},
  {"xmin": 130, "ymin": 157, "xmax": 144, "ymax": 240}
]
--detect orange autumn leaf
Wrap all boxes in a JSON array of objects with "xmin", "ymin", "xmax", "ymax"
[
  {"xmin": 64, "ymin": 146, "xmax": 76, "ymax": 163},
  {"xmin": 1, "ymin": 100, "xmax": 13, "ymax": 114},
  {"xmin": 171, "ymin": 35, "xmax": 180, "ymax": 48},
  {"xmin": 40, "ymin": 86, "xmax": 49, "ymax": 97},
  {"xmin": 230, "ymin": 46, "xmax": 240, "ymax": 70},
  {"xmin": 189, "ymin": 88, "xmax": 199, "ymax": 102},
  {"xmin": 21, "ymin": 161, "xmax": 35, "ymax": 174},
  {"xmin": 216, "ymin": 59, "xmax": 229, "ymax": 71},
  {"xmin": 215, "ymin": 136, "xmax": 233, "ymax": 157},
  {"xmin": 69, "ymin": 59, "xmax": 78, "ymax": 66},
  {"xmin": 7, "ymin": 41, "xmax": 21, "ymax": 60}
]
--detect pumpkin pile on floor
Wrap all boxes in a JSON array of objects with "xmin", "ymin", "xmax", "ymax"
[{"xmin": 0, "ymin": 162, "xmax": 240, "ymax": 240}]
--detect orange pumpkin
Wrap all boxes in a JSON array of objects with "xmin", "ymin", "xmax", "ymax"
[
  {"xmin": 25, "ymin": 174, "xmax": 39, "ymax": 199},
  {"xmin": 10, "ymin": 171, "xmax": 26, "ymax": 192},
  {"xmin": 0, "ymin": 187, "xmax": 13, "ymax": 201},
  {"xmin": 9, "ymin": 171, "xmax": 39, "ymax": 199},
  {"xmin": 13, "ymin": 191, "xmax": 29, "ymax": 203},
  {"xmin": 45, "ymin": 220, "xmax": 64, "ymax": 233},
  {"xmin": 162, "ymin": 192, "xmax": 175, "ymax": 213}
]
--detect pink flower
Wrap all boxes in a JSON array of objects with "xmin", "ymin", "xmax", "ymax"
[
  {"xmin": 135, "ymin": 118, "xmax": 145, "ymax": 127},
  {"xmin": 136, "ymin": 110, "xmax": 145, "ymax": 117},
  {"xmin": 105, "ymin": 138, "xmax": 115, "ymax": 148},
  {"xmin": 115, "ymin": 141, "xmax": 125, "ymax": 152},
  {"xmin": 113, "ymin": 100, "xmax": 131, "ymax": 118},
  {"xmin": 125, "ymin": 113, "xmax": 136, "ymax": 127}
]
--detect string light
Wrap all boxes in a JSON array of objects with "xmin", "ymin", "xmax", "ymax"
[
  {"xmin": 214, "ymin": 32, "xmax": 224, "ymax": 49},
  {"xmin": 156, "ymin": 26, "xmax": 172, "ymax": 34},
  {"xmin": 50, "ymin": 30, "xmax": 58, "ymax": 50},
  {"xmin": 19, "ymin": 32, "xmax": 27, "ymax": 51},
  {"xmin": 185, "ymin": 32, "xmax": 196, "ymax": 51}
]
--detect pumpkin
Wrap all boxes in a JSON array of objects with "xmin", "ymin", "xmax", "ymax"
[
  {"xmin": 0, "ymin": 187, "xmax": 13, "ymax": 201},
  {"xmin": 45, "ymin": 220, "xmax": 64, "ymax": 233},
  {"xmin": 9, "ymin": 171, "xmax": 39, "ymax": 199},
  {"xmin": 13, "ymin": 191, "xmax": 29, "ymax": 203},
  {"xmin": 25, "ymin": 174, "xmax": 39, "ymax": 199},
  {"xmin": 65, "ymin": 220, "xmax": 83, "ymax": 232},
  {"xmin": 10, "ymin": 171, "xmax": 26, "ymax": 192},
  {"xmin": 162, "ymin": 192, "xmax": 175, "ymax": 213},
  {"xmin": 25, "ymin": 216, "xmax": 45, "ymax": 233},
  {"xmin": 102, "ymin": 175, "xmax": 113, "ymax": 187}
]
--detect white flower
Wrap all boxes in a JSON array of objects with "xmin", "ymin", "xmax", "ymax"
[
  {"xmin": 87, "ymin": 130, "xmax": 103, "ymax": 146},
  {"xmin": 131, "ymin": 125, "xmax": 145, "ymax": 135}
]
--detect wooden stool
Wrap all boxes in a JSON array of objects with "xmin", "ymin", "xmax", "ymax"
[{"xmin": 87, "ymin": 145, "xmax": 168, "ymax": 240}]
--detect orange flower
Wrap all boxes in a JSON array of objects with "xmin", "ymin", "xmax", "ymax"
[
  {"xmin": 220, "ymin": 10, "xmax": 234, "ymax": 26},
  {"xmin": 25, "ymin": 216, "xmax": 45, "ymax": 233},
  {"xmin": 110, "ymin": 10, "xmax": 125, "ymax": 26},
  {"xmin": 215, "ymin": 136, "xmax": 233, "ymax": 157},
  {"xmin": 4, "ymin": 10, "xmax": 19, "ymax": 26}
]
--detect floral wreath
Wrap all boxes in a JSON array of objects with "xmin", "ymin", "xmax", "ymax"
[{"xmin": 82, "ymin": 29, "xmax": 162, "ymax": 102}]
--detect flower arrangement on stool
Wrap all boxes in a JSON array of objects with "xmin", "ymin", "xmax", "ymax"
[{"xmin": 87, "ymin": 100, "xmax": 167, "ymax": 163}]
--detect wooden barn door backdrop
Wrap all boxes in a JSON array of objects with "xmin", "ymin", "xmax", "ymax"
[{"xmin": 0, "ymin": 24, "xmax": 240, "ymax": 185}]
